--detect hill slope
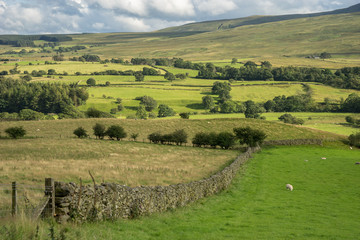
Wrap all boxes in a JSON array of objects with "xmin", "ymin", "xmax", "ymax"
[
  {"xmin": 69, "ymin": 12, "xmax": 360, "ymax": 60},
  {"xmin": 160, "ymin": 3, "xmax": 360, "ymax": 32}
]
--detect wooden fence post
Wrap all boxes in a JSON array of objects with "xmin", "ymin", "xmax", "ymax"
[
  {"xmin": 45, "ymin": 178, "xmax": 55, "ymax": 218},
  {"xmin": 12, "ymin": 181, "xmax": 17, "ymax": 216}
]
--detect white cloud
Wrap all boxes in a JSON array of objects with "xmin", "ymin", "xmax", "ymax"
[
  {"xmin": 114, "ymin": 15, "xmax": 151, "ymax": 32},
  {"xmin": 150, "ymin": 0, "xmax": 195, "ymax": 16},
  {"xmin": 92, "ymin": 22, "xmax": 105, "ymax": 29},
  {"xmin": 194, "ymin": 0, "xmax": 238, "ymax": 15},
  {"xmin": 90, "ymin": 0, "xmax": 149, "ymax": 16}
]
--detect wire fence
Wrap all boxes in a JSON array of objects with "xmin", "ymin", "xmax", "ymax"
[{"xmin": 0, "ymin": 179, "xmax": 55, "ymax": 219}]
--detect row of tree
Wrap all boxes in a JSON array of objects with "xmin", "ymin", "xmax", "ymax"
[
  {"xmin": 192, "ymin": 127, "xmax": 266, "ymax": 148},
  {"xmin": 74, "ymin": 123, "xmax": 127, "ymax": 140},
  {"xmin": 197, "ymin": 63, "xmax": 360, "ymax": 90},
  {"xmin": 148, "ymin": 127, "xmax": 266, "ymax": 149}
]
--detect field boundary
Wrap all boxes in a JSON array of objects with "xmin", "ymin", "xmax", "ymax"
[
  {"xmin": 54, "ymin": 146, "xmax": 260, "ymax": 223},
  {"xmin": 263, "ymin": 139, "xmax": 323, "ymax": 146}
]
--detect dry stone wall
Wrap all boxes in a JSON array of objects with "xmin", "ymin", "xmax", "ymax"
[
  {"xmin": 263, "ymin": 139, "xmax": 323, "ymax": 146},
  {"xmin": 54, "ymin": 146, "xmax": 260, "ymax": 223}
]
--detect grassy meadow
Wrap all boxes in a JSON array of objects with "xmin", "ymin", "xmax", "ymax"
[{"xmin": 2, "ymin": 143, "xmax": 359, "ymax": 239}]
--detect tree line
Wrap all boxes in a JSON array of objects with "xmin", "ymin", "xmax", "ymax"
[
  {"xmin": 0, "ymin": 79, "xmax": 88, "ymax": 118},
  {"xmin": 204, "ymin": 81, "xmax": 360, "ymax": 115},
  {"xmin": 148, "ymin": 126, "xmax": 266, "ymax": 149}
]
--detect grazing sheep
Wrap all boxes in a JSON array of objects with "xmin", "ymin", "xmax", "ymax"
[
  {"xmin": 350, "ymin": 146, "xmax": 353, "ymax": 149},
  {"xmin": 321, "ymin": 157, "xmax": 327, "ymax": 160},
  {"xmin": 286, "ymin": 184, "xmax": 293, "ymax": 191},
  {"xmin": 356, "ymin": 162, "xmax": 360, "ymax": 165}
]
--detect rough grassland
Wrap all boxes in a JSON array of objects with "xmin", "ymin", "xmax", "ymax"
[
  {"xmin": 0, "ymin": 118, "xmax": 342, "ymax": 142},
  {"xmin": 3, "ymin": 143, "xmax": 359, "ymax": 239},
  {"xmin": 63, "ymin": 13, "xmax": 360, "ymax": 61}
]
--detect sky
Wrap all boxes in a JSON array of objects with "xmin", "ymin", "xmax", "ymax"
[{"xmin": 0, "ymin": 0, "xmax": 358, "ymax": 34}]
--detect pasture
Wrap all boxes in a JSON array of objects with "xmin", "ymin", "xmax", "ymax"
[{"xmin": 2, "ymin": 143, "xmax": 359, "ymax": 239}]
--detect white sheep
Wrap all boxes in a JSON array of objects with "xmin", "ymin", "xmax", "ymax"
[{"xmin": 286, "ymin": 184, "xmax": 293, "ymax": 191}]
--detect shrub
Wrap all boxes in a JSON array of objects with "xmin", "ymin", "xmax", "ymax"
[
  {"xmin": 148, "ymin": 132, "xmax": 162, "ymax": 144},
  {"xmin": 348, "ymin": 133, "xmax": 360, "ymax": 148},
  {"xmin": 5, "ymin": 126, "xmax": 26, "ymax": 139},
  {"xmin": 73, "ymin": 127, "xmax": 88, "ymax": 138},
  {"xmin": 117, "ymin": 104, "xmax": 124, "ymax": 112},
  {"xmin": 279, "ymin": 114, "xmax": 305, "ymax": 125},
  {"xmin": 19, "ymin": 109, "xmax": 45, "ymax": 120},
  {"xmin": 158, "ymin": 104, "xmax": 176, "ymax": 118},
  {"xmin": 172, "ymin": 129, "xmax": 188, "ymax": 145},
  {"xmin": 345, "ymin": 116, "xmax": 355, "ymax": 124},
  {"xmin": 216, "ymin": 132, "xmax": 235, "ymax": 149},
  {"xmin": 136, "ymin": 105, "xmax": 148, "ymax": 119},
  {"xmin": 86, "ymin": 78, "xmax": 96, "ymax": 86},
  {"xmin": 93, "ymin": 123, "xmax": 106, "ymax": 139},
  {"xmin": 137, "ymin": 96, "xmax": 157, "ymax": 112},
  {"xmin": 105, "ymin": 81, "xmax": 110, "ymax": 86},
  {"xmin": 233, "ymin": 127, "xmax": 267, "ymax": 147},
  {"xmin": 131, "ymin": 133, "xmax": 139, "ymax": 141},
  {"xmin": 179, "ymin": 112, "xmax": 190, "ymax": 119},
  {"xmin": 85, "ymin": 108, "xmax": 114, "ymax": 118},
  {"xmin": 106, "ymin": 125, "xmax": 127, "ymax": 140},
  {"xmin": 110, "ymin": 108, "xmax": 118, "ymax": 114}
]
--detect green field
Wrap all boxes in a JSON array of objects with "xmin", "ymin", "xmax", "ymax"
[{"xmin": 3, "ymin": 143, "xmax": 359, "ymax": 239}]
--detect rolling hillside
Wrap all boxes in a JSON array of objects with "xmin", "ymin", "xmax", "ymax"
[
  {"xmin": 160, "ymin": 3, "xmax": 360, "ymax": 32},
  {"xmin": 66, "ymin": 12, "xmax": 360, "ymax": 61}
]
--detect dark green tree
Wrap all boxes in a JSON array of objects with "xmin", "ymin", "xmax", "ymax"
[
  {"xmin": 136, "ymin": 104, "xmax": 148, "ymax": 119},
  {"xmin": 172, "ymin": 129, "xmax": 188, "ymax": 145},
  {"xmin": 216, "ymin": 132, "xmax": 235, "ymax": 149},
  {"xmin": 106, "ymin": 125, "xmax": 127, "ymax": 140},
  {"xmin": 164, "ymin": 72, "xmax": 176, "ymax": 81},
  {"xmin": 244, "ymin": 100, "xmax": 262, "ymax": 119},
  {"xmin": 233, "ymin": 127, "xmax": 267, "ymax": 147},
  {"xmin": 179, "ymin": 112, "xmax": 190, "ymax": 119},
  {"xmin": 202, "ymin": 95, "xmax": 215, "ymax": 109},
  {"xmin": 135, "ymin": 72, "xmax": 144, "ymax": 82},
  {"xmin": 93, "ymin": 123, "xmax": 106, "ymax": 139},
  {"xmin": 158, "ymin": 104, "xmax": 176, "ymax": 118},
  {"xmin": 138, "ymin": 96, "xmax": 157, "ymax": 112},
  {"xmin": 86, "ymin": 78, "xmax": 96, "ymax": 86}
]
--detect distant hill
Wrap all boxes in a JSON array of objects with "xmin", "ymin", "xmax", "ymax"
[{"xmin": 160, "ymin": 3, "xmax": 360, "ymax": 32}]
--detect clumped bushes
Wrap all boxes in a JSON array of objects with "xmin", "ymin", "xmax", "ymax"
[
  {"xmin": 192, "ymin": 131, "xmax": 235, "ymax": 149},
  {"xmin": 148, "ymin": 129, "xmax": 188, "ymax": 145},
  {"xmin": 93, "ymin": 123, "xmax": 106, "ymax": 139},
  {"xmin": 158, "ymin": 104, "xmax": 176, "ymax": 118},
  {"xmin": 73, "ymin": 127, "xmax": 88, "ymax": 138},
  {"xmin": 106, "ymin": 125, "xmax": 127, "ymax": 141},
  {"xmin": 278, "ymin": 114, "xmax": 305, "ymax": 125},
  {"xmin": 348, "ymin": 132, "xmax": 360, "ymax": 148},
  {"xmin": 85, "ymin": 108, "xmax": 115, "ymax": 118},
  {"xmin": 179, "ymin": 112, "xmax": 190, "ymax": 119},
  {"xmin": 5, "ymin": 126, "xmax": 26, "ymax": 139},
  {"xmin": 233, "ymin": 127, "xmax": 267, "ymax": 147}
]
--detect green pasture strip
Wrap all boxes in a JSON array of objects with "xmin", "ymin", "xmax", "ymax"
[
  {"xmin": 310, "ymin": 84, "xmax": 359, "ymax": 102},
  {"xmin": 16, "ymin": 62, "xmax": 155, "ymax": 75},
  {"xmin": 160, "ymin": 66, "xmax": 199, "ymax": 77},
  {"xmin": 189, "ymin": 112, "xmax": 360, "ymax": 136}
]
